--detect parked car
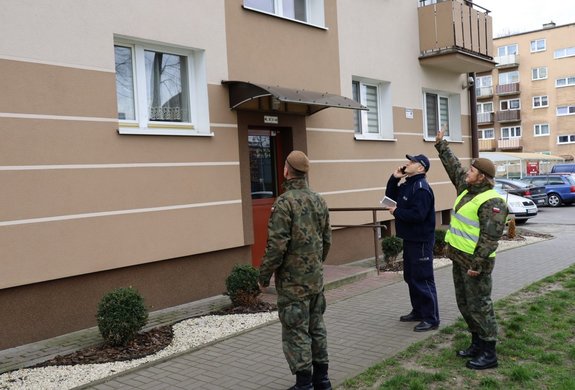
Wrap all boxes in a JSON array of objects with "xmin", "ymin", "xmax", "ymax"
[
  {"xmin": 494, "ymin": 178, "xmax": 548, "ymax": 207},
  {"xmin": 494, "ymin": 187, "xmax": 538, "ymax": 224},
  {"xmin": 520, "ymin": 174, "xmax": 575, "ymax": 207},
  {"xmin": 550, "ymin": 163, "xmax": 575, "ymax": 174}
]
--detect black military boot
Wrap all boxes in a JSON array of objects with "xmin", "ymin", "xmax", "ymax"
[
  {"xmin": 312, "ymin": 362, "xmax": 332, "ymax": 390},
  {"xmin": 288, "ymin": 370, "xmax": 313, "ymax": 390},
  {"xmin": 456, "ymin": 332, "xmax": 481, "ymax": 358},
  {"xmin": 466, "ymin": 340, "xmax": 498, "ymax": 370}
]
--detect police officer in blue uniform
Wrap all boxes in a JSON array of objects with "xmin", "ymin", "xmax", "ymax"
[{"xmin": 385, "ymin": 154, "xmax": 440, "ymax": 332}]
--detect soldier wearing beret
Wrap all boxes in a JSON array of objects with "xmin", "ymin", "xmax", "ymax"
[
  {"xmin": 435, "ymin": 128, "xmax": 508, "ymax": 370},
  {"xmin": 258, "ymin": 150, "xmax": 332, "ymax": 390},
  {"xmin": 385, "ymin": 154, "xmax": 440, "ymax": 332}
]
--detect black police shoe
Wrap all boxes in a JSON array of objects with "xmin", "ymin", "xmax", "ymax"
[
  {"xmin": 399, "ymin": 312, "xmax": 421, "ymax": 322},
  {"xmin": 413, "ymin": 321, "xmax": 439, "ymax": 332}
]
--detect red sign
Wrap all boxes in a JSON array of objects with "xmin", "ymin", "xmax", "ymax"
[{"xmin": 526, "ymin": 161, "xmax": 539, "ymax": 175}]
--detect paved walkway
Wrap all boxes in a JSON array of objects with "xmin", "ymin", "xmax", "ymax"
[{"xmin": 2, "ymin": 224, "xmax": 574, "ymax": 389}]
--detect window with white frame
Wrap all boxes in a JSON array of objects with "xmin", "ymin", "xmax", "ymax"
[
  {"xmin": 477, "ymin": 102, "xmax": 493, "ymax": 113},
  {"xmin": 501, "ymin": 126, "xmax": 521, "ymax": 139},
  {"xmin": 423, "ymin": 91, "xmax": 461, "ymax": 140},
  {"xmin": 532, "ymin": 67, "xmax": 547, "ymax": 80},
  {"xmin": 534, "ymin": 123, "xmax": 550, "ymax": 136},
  {"xmin": 558, "ymin": 134, "xmax": 575, "ymax": 144},
  {"xmin": 554, "ymin": 46, "xmax": 575, "ymax": 59},
  {"xmin": 500, "ymin": 98, "xmax": 520, "ymax": 111},
  {"xmin": 499, "ymin": 71, "xmax": 519, "ymax": 85},
  {"xmin": 556, "ymin": 76, "xmax": 575, "ymax": 87},
  {"xmin": 114, "ymin": 40, "xmax": 209, "ymax": 136},
  {"xmin": 530, "ymin": 39, "xmax": 546, "ymax": 52},
  {"xmin": 478, "ymin": 128, "xmax": 495, "ymax": 139},
  {"xmin": 533, "ymin": 95, "xmax": 548, "ymax": 108},
  {"xmin": 475, "ymin": 75, "xmax": 493, "ymax": 97},
  {"xmin": 557, "ymin": 105, "xmax": 575, "ymax": 116},
  {"xmin": 352, "ymin": 79, "xmax": 392, "ymax": 139},
  {"xmin": 243, "ymin": 0, "xmax": 325, "ymax": 27},
  {"xmin": 497, "ymin": 44, "xmax": 518, "ymax": 57}
]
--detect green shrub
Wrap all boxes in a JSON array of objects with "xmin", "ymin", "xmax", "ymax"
[
  {"xmin": 96, "ymin": 287, "xmax": 148, "ymax": 346},
  {"xmin": 225, "ymin": 264, "xmax": 261, "ymax": 307},
  {"xmin": 434, "ymin": 229, "xmax": 447, "ymax": 257},
  {"xmin": 381, "ymin": 235, "xmax": 403, "ymax": 262}
]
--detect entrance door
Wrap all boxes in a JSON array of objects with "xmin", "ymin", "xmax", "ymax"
[{"xmin": 248, "ymin": 128, "xmax": 291, "ymax": 267}]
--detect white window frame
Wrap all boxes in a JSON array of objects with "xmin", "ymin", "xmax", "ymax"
[
  {"xmin": 242, "ymin": 0, "xmax": 325, "ymax": 28},
  {"xmin": 478, "ymin": 128, "xmax": 495, "ymax": 140},
  {"xmin": 557, "ymin": 134, "xmax": 575, "ymax": 144},
  {"xmin": 530, "ymin": 39, "xmax": 546, "ymax": 53},
  {"xmin": 475, "ymin": 75, "xmax": 493, "ymax": 97},
  {"xmin": 115, "ymin": 39, "xmax": 210, "ymax": 136},
  {"xmin": 500, "ymin": 98, "xmax": 521, "ymax": 111},
  {"xmin": 556, "ymin": 76, "xmax": 575, "ymax": 88},
  {"xmin": 352, "ymin": 78, "xmax": 392, "ymax": 140},
  {"xmin": 499, "ymin": 71, "xmax": 519, "ymax": 85},
  {"xmin": 557, "ymin": 105, "xmax": 575, "ymax": 116},
  {"xmin": 534, "ymin": 123, "xmax": 550, "ymax": 137},
  {"xmin": 532, "ymin": 96, "xmax": 548, "ymax": 108},
  {"xmin": 497, "ymin": 44, "xmax": 518, "ymax": 57},
  {"xmin": 532, "ymin": 67, "xmax": 548, "ymax": 80},
  {"xmin": 422, "ymin": 90, "xmax": 461, "ymax": 141},
  {"xmin": 554, "ymin": 47, "xmax": 575, "ymax": 59},
  {"xmin": 501, "ymin": 126, "xmax": 522, "ymax": 139},
  {"xmin": 477, "ymin": 102, "xmax": 493, "ymax": 113}
]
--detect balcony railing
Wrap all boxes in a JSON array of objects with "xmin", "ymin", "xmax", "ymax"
[
  {"xmin": 498, "ymin": 138, "xmax": 522, "ymax": 150},
  {"xmin": 496, "ymin": 82, "xmax": 520, "ymax": 95},
  {"xmin": 418, "ymin": 0, "xmax": 495, "ymax": 73},
  {"xmin": 477, "ymin": 112, "xmax": 494, "ymax": 124},
  {"xmin": 478, "ymin": 138, "xmax": 496, "ymax": 151},
  {"xmin": 476, "ymin": 86, "xmax": 493, "ymax": 98},
  {"xmin": 496, "ymin": 110, "xmax": 521, "ymax": 122},
  {"xmin": 495, "ymin": 54, "xmax": 519, "ymax": 68}
]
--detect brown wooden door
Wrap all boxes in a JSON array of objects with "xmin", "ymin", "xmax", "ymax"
[{"xmin": 248, "ymin": 128, "xmax": 291, "ymax": 267}]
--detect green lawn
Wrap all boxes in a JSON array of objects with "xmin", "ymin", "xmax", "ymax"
[{"xmin": 338, "ymin": 265, "xmax": 575, "ymax": 390}]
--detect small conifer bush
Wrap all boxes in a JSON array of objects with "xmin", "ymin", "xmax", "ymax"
[
  {"xmin": 225, "ymin": 264, "xmax": 260, "ymax": 307},
  {"xmin": 381, "ymin": 235, "xmax": 403, "ymax": 263},
  {"xmin": 434, "ymin": 229, "xmax": 447, "ymax": 256},
  {"xmin": 96, "ymin": 287, "xmax": 148, "ymax": 346}
]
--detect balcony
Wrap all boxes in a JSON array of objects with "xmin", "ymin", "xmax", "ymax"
[
  {"xmin": 495, "ymin": 54, "xmax": 519, "ymax": 68},
  {"xmin": 478, "ymin": 138, "xmax": 496, "ymax": 151},
  {"xmin": 477, "ymin": 112, "xmax": 494, "ymax": 124},
  {"xmin": 476, "ymin": 86, "xmax": 493, "ymax": 99},
  {"xmin": 418, "ymin": 0, "xmax": 495, "ymax": 73},
  {"xmin": 496, "ymin": 110, "xmax": 521, "ymax": 122},
  {"xmin": 496, "ymin": 82, "xmax": 520, "ymax": 96},
  {"xmin": 498, "ymin": 138, "xmax": 522, "ymax": 151}
]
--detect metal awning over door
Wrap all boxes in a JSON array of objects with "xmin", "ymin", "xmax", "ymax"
[{"xmin": 222, "ymin": 80, "xmax": 367, "ymax": 115}]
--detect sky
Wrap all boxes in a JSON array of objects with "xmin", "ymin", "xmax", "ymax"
[{"xmin": 477, "ymin": 0, "xmax": 575, "ymax": 37}]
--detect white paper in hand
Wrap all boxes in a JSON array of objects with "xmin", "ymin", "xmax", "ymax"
[{"xmin": 380, "ymin": 196, "xmax": 397, "ymax": 207}]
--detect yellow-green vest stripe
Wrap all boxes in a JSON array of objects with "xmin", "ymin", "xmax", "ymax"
[{"xmin": 445, "ymin": 189, "xmax": 504, "ymax": 258}]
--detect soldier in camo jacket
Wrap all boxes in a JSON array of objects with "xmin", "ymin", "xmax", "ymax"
[
  {"xmin": 258, "ymin": 150, "xmax": 332, "ymax": 390},
  {"xmin": 435, "ymin": 128, "xmax": 508, "ymax": 370}
]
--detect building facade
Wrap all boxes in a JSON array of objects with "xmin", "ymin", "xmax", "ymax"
[
  {"xmin": 0, "ymin": 0, "xmax": 493, "ymax": 349},
  {"xmin": 477, "ymin": 22, "xmax": 575, "ymax": 162}
]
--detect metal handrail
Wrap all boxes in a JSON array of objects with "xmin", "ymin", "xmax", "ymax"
[{"xmin": 329, "ymin": 207, "xmax": 389, "ymax": 274}]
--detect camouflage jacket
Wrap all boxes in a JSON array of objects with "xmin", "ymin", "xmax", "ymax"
[
  {"xmin": 258, "ymin": 177, "xmax": 332, "ymax": 300},
  {"xmin": 435, "ymin": 140, "xmax": 508, "ymax": 274}
]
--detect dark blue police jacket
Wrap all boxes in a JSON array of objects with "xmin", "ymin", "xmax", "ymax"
[{"xmin": 385, "ymin": 173, "xmax": 435, "ymax": 243}]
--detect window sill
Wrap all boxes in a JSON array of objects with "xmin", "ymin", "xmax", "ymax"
[
  {"xmin": 354, "ymin": 135, "xmax": 396, "ymax": 142},
  {"xmin": 118, "ymin": 127, "xmax": 214, "ymax": 137}
]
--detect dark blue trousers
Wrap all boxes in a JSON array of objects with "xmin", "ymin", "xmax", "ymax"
[{"xmin": 403, "ymin": 240, "xmax": 440, "ymax": 325}]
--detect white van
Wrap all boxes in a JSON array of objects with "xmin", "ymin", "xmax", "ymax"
[{"xmin": 550, "ymin": 163, "xmax": 575, "ymax": 174}]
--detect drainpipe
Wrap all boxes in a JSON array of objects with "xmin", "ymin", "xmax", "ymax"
[{"xmin": 468, "ymin": 72, "xmax": 479, "ymax": 158}]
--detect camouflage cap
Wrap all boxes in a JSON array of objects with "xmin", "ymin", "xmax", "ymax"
[
  {"xmin": 472, "ymin": 158, "xmax": 496, "ymax": 178},
  {"xmin": 286, "ymin": 150, "xmax": 309, "ymax": 173}
]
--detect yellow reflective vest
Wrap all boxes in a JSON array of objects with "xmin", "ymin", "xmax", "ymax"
[{"xmin": 445, "ymin": 189, "xmax": 504, "ymax": 258}]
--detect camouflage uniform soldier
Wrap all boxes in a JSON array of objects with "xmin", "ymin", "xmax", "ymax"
[
  {"xmin": 435, "ymin": 129, "xmax": 508, "ymax": 370},
  {"xmin": 258, "ymin": 150, "xmax": 332, "ymax": 390}
]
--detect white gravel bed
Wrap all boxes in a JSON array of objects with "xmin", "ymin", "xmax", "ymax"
[{"xmin": 0, "ymin": 312, "xmax": 278, "ymax": 390}]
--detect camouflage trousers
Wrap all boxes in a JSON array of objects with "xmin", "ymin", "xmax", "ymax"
[
  {"xmin": 452, "ymin": 262, "xmax": 498, "ymax": 341},
  {"xmin": 277, "ymin": 292, "xmax": 328, "ymax": 374}
]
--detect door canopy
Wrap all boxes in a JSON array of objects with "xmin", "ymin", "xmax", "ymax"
[{"xmin": 222, "ymin": 80, "xmax": 367, "ymax": 116}]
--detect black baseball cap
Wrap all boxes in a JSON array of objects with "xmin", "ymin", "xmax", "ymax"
[{"xmin": 406, "ymin": 154, "xmax": 430, "ymax": 172}]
